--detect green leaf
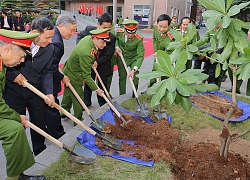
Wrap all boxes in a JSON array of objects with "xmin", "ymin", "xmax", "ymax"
[
  {"xmin": 150, "ymin": 80, "xmax": 169, "ymax": 107},
  {"xmin": 170, "ymin": 47, "xmax": 182, "ymax": 63},
  {"xmin": 245, "ymin": 22, "xmax": 250, "ymax": 29},
  {"xmin": 165, "ymin": 77, "xmax": 178, "ymax": 92},
  {"xmin": 234, "ymin": 37, "xmax": 249, "ymax": 54},
  {"xmin": 167, "ymin": 41, "xmax": 182, "ymax": 51},
  {"xmin": 226, "ymin": 0, "xmax": 234, "ymax": 11},
  {"xmin": 198, "ymin": 0, "xmax": 225, "ymax": 14},
  {"xmin": 215, "ymin": 63, "xmax": 221, "ymax": 78},
  {"xmin": 231, "ymin": 19, "xmax": 242, "ymax": 31},
  {"xmin": 179, "ymin": 97, "xmax": 192, "ymax": 112},
  {"xmin": 237, "ymin": 2, "xmax": 250, "ymax": 11},
  {"xmin": 136, "ymin": 71, "xmax": 166, "ymax": 80},
  {"xmin": 229, "ymin": 57, "xmax": 250, "ymax": 65},
  {"xmin": 194, "ymin": 84, "xmax": 219, "ymax": 92},
  {"xmin": 241, "ymin": 63, "xmax": 250, "ymax": 81},
  {"xmin": 165, "ymin": 91, "xmax": 176, "ymax": 105},
  {"xmin": 147, "ymin": 81, "xmax": 161, "ymax": 94},
  {"xmin": 177, "ymin": 74, "xmax": 199, "ymax": 84},
  {"xmin": 214, "ymin": 0, "xmax": 226, "ymax": 13},
  {"xmin": 244, "ymin": 47, "xmax": 250, "ymax": 57},
  {"xmin": 174, "ymin": 51, "xmax": 188, "ymax": 74},
  {"xmin": 156, "ymin": 50, "xmax": 174, "ymax": 76},
  {"xmin": 176, "ymin": 81, "xmax": 191, "ymax": 96},
  {"xmin": 182, "ymin": 69, "xmax": 209, "ymax": 81},
  {"xmin": 186, "ymin": 24, "xmax": 196, "ymax": 43},
  {"xmin": 210, "ymin": 37, "xmax": 217, "ymax": 51},
  {"xmin": 187, "ymin": 44, "xmax": 198, "ymax": 53},
  {"xmin": 169, "ymin": 28, "xmax": 182, "ymax": 41},
  {"xmin": 219, "ymin": 38, "xmax": 233, "ymax": 63},
  {"xmin": 222, "ymin": 15, "xmax": 231, "ymax": 28},
  {"xmin": 228, "ymin": 25, "xmax": 239, "ymax": 41},
  {"xmin": 206, "ymin": 15, "xmax": 223, "ymax": 31},
  {"xmin": 222, "ymin": 61, "xmax": 228, "ymax": 70},
  {"xmin": 227, "ymin": 5, "xmax": 241, "ymax": 17},
  {"xmin": 218, "ymin": 29, "xmax": 228, "ymax": 48},
  {"xmin": 202, "ymin": 10, "xmax": 223, "ymax": 19}
]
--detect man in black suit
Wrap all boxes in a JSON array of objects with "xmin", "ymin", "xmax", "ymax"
[
  {"xmin": 45, "ymin": 14, "xmax": 77, "ymax": 139},
  {"xmin": 13, "ymin": 11, "xmax": 25, "ymax": 31},
  {"xmin": 3, "ymin": 17, "xmax": 55, "ymax": 156},
  {"xmin": 77, "ymin": 13, "xmax": 116, "ymax": 107},
  {"xmin": 0, "ymin": 11, "xmax": 13, "ymax": 30}
]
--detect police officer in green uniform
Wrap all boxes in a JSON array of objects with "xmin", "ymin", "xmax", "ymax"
[
  {"xmin": 60, "ymin": 29, "xmax": 109, "ymax": 121},
  {"xmin": 143, "ymin": 14, "xmax": 173, "ymax": 91},
  {"xmin": 0, "ymin": 30, "xmax": 45, "ymax": 180},
  {"xmin": 115, "ymin": 19, "xmax": 145, "ymax": 96}
]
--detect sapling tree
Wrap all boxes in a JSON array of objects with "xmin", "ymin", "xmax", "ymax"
[{"xmin": 137, "ymin": 0, "xmax": 250, "ymax": 158}]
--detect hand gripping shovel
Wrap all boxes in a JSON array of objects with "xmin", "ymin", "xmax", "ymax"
[
  {"xmin": 28, "ymin": 121, "xmax": 96, "ymax": 164},
  {"xmin": 58, "ymin": 68, "xmax": 105, "ymax": 131},
  {"xmin": 24, "ymin": 81, "xmax": 123, "ymax": 151},
  {"xmin": 118, "ymin": 53, "xmax": 149, "ymax": 118},
  {"xmin": 92, "ymin": 67, "xmax": 124, "ymax": 114}
]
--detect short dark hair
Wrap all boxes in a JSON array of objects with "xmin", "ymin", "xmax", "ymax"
[
  {"xmin": 157, "ymin": 14, "xmax": 171, "ymax": 25},
  {"xmin": 31, "ymin": 17, "xmax": 54, "ymax": 33},
  {"xmin": 98, "ymin": 13, "xmax": 112, "ymax": 25},
  {"xmin": 181, "ymin": 17, "xmax": 191, "ymax": 24}
]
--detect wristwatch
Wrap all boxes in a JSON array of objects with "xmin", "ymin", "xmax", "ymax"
[{"xmin": 133, "ymin": 66, "xmax": 139, "ymax": 72}]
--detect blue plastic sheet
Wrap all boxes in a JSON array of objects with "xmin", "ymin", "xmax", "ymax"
[
  {"xmin": 192, "ymin": 91, "xmax": 250, "ymax": 122},
  {"xmin": 77, "ymin": 108, "xmax": 172, "ymax": 167}
]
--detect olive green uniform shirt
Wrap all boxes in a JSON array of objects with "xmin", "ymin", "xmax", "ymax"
[{"xmin": 62, "ymin": 35, "xmax": 98, "ymax": 91}]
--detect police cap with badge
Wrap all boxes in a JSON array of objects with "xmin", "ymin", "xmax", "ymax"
[
  {"xmin": 90, "ymin": 28, "xmax": 111, "ymax": 42},
  {"xmin": 122, "ymin": 19, "xmax": 138, "ymax": 34},
  {"xmin": 0, "ymin": 29, "xmax": 39, "ymax": 54}
]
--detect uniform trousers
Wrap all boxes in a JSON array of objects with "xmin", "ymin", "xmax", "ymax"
[{"xmin": 4, "ymin": 90, "xmax": 46, "ymax": 155}]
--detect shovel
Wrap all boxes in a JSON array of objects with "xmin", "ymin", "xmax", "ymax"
[
  {"xmin": 101, "ymin": 92, "xmax": 132, "ymax": 127},
  {"xmin": 24, "ymin": 81, "xmax": 123, "ymax": 151},
  {"xmin": 58, "ymin": 68, "xmax": 105, "ymax": 131},
  {"xmin": 28, "ymin": 121, "xmax": 96, "ymax": 164},
  {"xmin": 92, "ymin": 67, "xmax": 124, "ymax": 114},
  {"xmin": 68, "ymin": 82, "xmax": 106, "ymax": 131},
  {"xmin": 118, "ymin": 53, "xmax": 149, "ymax": 118}
]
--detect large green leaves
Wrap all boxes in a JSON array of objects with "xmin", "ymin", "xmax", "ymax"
[
  {"xmin": 198, "ymin": 0, "xmax": 226, "ymax": 14},
  {"xmin": 155, "ymin": 50, "xmax": 173, "ymax": 76}
]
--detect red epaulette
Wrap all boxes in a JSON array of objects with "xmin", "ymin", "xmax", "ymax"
[
  {"xmin": 135, "ymin": 33, "xmax": 143, "ymax": 40},
  {"xmin": 0, "ymin": 59, "xmax": 2, "ymax": 72},
  {"xmin": 116, "ymin": 28, "xmax": 124, "ymax": 33},
  {"xmin": 167, "ymin": 31, "xmax": 174, "ymax": 40}
]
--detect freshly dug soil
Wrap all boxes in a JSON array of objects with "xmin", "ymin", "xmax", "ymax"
[
  {"xmin": 190, "ymin": 94, "xmax": 243, "ymax": 119},
  {"xmin": 96, "ymin": 116, "xmax": 250, "ymax": 179}
]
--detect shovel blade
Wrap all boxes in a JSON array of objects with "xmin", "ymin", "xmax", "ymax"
[
  {"xmin": 135, "ymin": 103, "xmax": 149, "ymax": 118},
  {"xmin": 69, "ymin": 145, "xmax": 96, "ymax": 164},
  {"xmin": 90, "ymin": 118, "xmax": 106, "ymax": 131},
  {"xmin": 113, "ymin": 101, "xmax": 124, "ymax": 114}
]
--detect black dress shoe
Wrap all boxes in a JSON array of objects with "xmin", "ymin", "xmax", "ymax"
[
  {"xmin": 225, "ymin": 89, "xmax": 232, "ymax": 92},
  {"xmin": 18, "ymin": 173, "xmax": 46, "ymax": 180}
]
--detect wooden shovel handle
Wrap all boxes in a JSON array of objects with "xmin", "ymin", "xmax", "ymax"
[
  {"xmin": 24, "ymin": 81, "xmax": 96, "ymax": 136},
  {"xmin": 119, "ymin": 53, "xmax": 139, "ymax": 98},
  {"xmin": 101, "ymin": 93, "xmax": 121, "ymax": 118},
  {"xmin": 92, "ymin": 67, "xmax": 112, "ymax": 101},
  {"xmin": 28, "ymin": 121, "xmax": 63, "ymax": 148},
  {"xmin": 58, "ymin": 68, "xmax": 91, "ymax": 115}
]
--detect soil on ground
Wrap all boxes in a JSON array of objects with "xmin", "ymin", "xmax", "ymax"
[
  {"xmin": 190, "ymin": 94, "xmax": 243, "ymax": 119},
  {"xmin": 97, "ymin": 112, "xmax": 250, "ymax": 179}
]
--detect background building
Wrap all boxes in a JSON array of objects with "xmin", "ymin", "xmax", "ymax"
[{"xmin": 60, "ymin": 0, "xmax": 192, "ymax": 25}]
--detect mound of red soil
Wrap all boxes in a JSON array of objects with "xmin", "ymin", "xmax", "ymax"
[{"xmin": 96, "ymin": 116, "xmax": 250, "ymax": 179}]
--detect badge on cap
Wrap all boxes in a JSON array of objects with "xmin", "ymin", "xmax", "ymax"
[{"xmin": 90, "ymin": 28, "xmax": 111, "ymax": 42}]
